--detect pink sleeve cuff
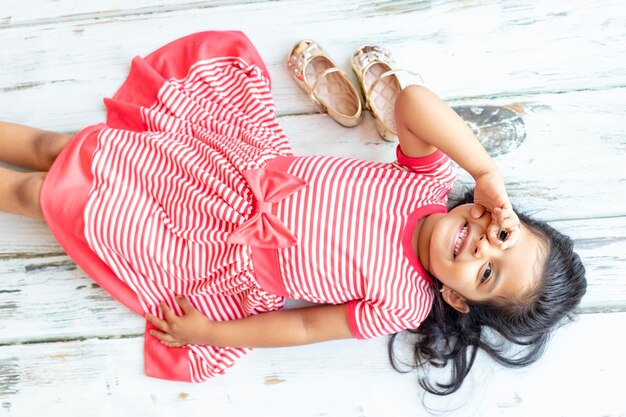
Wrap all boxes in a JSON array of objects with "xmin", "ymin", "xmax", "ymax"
[{"xmin": 395, "ymin": 145, "xmax": 446, "ymax": 168}]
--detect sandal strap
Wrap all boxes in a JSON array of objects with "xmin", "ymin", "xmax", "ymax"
[
  {"xmin": 366, "ymin": 68, "xmax": 424, "ymax": 101},
  {"xmin": 309, "ymin": 67, "xmax": 349, "ymax": 105}
]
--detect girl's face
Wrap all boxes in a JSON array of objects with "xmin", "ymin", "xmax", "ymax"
[{"xmin": 418, "ymin": 204, "xmax": 545, "ymax": 311}]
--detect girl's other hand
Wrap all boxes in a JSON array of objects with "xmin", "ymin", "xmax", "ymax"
[
  {"xmin": 471, "ymin": 170, "xmax": 520, "ymax": 249},
  {"xmin": 145, "ymin": 297, "xmax": 212, "ymax": 347}
]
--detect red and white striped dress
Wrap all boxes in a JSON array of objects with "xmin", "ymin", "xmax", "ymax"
[
  {"xmin": 267, "ymin": 151, "xmax": 455, "ymax": 340},
  {"xmin": 40, "ymin": 31, "xmax": 456, "ymax": 383}
]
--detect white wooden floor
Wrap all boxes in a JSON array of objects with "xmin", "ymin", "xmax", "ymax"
[{"xmin": 1, "ymin": 1, "xmax": 625, "ymax": 416}]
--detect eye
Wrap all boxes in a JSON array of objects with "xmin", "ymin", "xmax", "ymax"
[
  {"xmin": 498, "ymin": 228, "xmax": 509, "ymax": 242},
  {"xmin": 481, "ymin": 263, "xmax": 493, "ymax": 284}
]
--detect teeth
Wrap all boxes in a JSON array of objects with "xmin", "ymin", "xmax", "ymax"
[{"xmin": 454, "ymin": 224, "xmax": 467, "ymax": 257}]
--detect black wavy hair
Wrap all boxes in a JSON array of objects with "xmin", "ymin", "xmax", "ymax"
[{"xmin": 388, "ymin": 189, "xmax": 587, "ymax": 396}]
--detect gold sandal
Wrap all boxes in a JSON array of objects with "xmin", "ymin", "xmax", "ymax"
[
  {"xmin": 287, "ymin": 40, "xmax": 362, "ymax": 127},
  {"xmin": 351, "ymin": 45, "xmax": 423, "ymax": 141}
]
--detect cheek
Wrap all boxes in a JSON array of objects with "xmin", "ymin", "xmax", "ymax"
[
  {"xmin": 428, "ymin": 244, "xmax": 450, "ymax": 281},
  {"xmin": 430, "ymin": 221, "xmax": 450, "ymax": 260},
  {"xmin": 429, "ymin": 223, "xmax": 456, "ymax": 274},
  {"xmin": 429, "ymin": 254, "xmax": 473, "ymax": 290}
]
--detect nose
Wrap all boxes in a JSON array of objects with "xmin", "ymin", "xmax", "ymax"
[{"xmin": 473, "ymin": 233, "xmax": 500, "ymax": 258}]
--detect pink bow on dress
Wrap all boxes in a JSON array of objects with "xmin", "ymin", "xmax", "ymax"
[{"xmin": 227, "ymin": 168, "xmax": 307, "ymax": 248}]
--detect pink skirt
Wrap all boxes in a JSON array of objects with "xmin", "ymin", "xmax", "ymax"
[{"xmin": 40, "ymin": 31, "xmax": 292, "ymax": 382}]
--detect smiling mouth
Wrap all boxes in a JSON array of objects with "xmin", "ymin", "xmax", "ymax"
[{"xmin": 453, "ymin": 223, "xmax": 468, "ymax": 258}]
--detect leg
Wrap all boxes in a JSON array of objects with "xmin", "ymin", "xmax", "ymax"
[
  {"xmin": 0, "ymin": 166, "xmax": 45, "ymax": 220},
  {"xmin": 0, "ymin": 122, "xmax": 72, "ymax": 171}
]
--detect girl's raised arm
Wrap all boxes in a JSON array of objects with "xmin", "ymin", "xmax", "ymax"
[
  {"xmin": 394, "ymin": 85, "xmax": 498, "ymax": 177},
  {"xmin": 146, "ymin": 297, "xmax": 353, "ymax": 348},
  {"xmin": 394, "ymin": 85, "xmax": 519, "ymax": 247}
]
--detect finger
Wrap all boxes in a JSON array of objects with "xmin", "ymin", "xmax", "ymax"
[
  {"xmin": 500, "ymin": 204, "xmax": 517, "ymax": 218},
  {"xmin": 149, "ymin": 328, "xmax": 172, "ymax": 343},
  {"xmin": 490, "ymin": 207, "xmax": 504, "ymax": 224},
  {"xmin": 149, "ymin": 329, "xmax": 185, "ymax": 348},
  {"xmin": 491, "ymin": 222, "xmax": 520, "ymax": 248},
  {"xmin": 497, "ymin": 226, "xmax": 519, "ymax": 250},
  {"xmin": 145, "ymin": 313, "xmax": 169, "ymax": 332},
  {"xmin": 471, "ymin": 204, "xmax": 486, "ymax": 219},
  {"xmin": 487, "ymin": 223, "xmax": 513, "ymax": 246},
  {"xmin": 490, "ymin": 214, "xmax": 516, "ymax": 232},
  {"xmin": 176, "ymin": 297, "xmax": 196, "ymax": 315},
  {"xmin": 500, "ymin": 201, "xmax": 513, "ymax": 211},
  {"xmin": 493, "ymin": 207, "xmax": 517, "ymax": 224},
  {"xmin": 499, "ymin": 216, "xmax": 520, "ymax": 230},
  {"xmin": 499, "ymin": 226, "xmax": 520, "ymax": 250},
  {"xmin": 487, "ymin": 223, "xmax": 501, "ymax": 245},
  {"xmin": 160, "ymin": 302, "xmax": 179, "ymax": 323},
  {"xmin": 496, "ymin": 206, "xmax": 515, "ymax": 220},
  {"xmin": 490, "ymin": 207, "xmax": 519, "ymax": 234}
]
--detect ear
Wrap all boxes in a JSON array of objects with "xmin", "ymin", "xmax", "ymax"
[{"xmin": 440, "ymin": 286, "xmax": 470, "ymax": 314}]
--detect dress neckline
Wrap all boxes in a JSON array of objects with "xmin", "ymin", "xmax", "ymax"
[{"xmin": 402, "ymin": 204, "xmax": 447, "ymax": 284}]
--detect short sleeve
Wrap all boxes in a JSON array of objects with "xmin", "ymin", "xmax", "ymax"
[
  {"xmin": 346, "ymin": 298, "xmax": 432, "ymax": 340},
  {"xmin": 393, "ymin": 146, "xmax": 456, "ymax": 203},
  {"xmin": 395, "ymin": 145, "xmax": 451, "ymax": 175}
]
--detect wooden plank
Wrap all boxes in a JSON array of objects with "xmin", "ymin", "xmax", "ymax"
[
  {"xmin": 1, "ymin": 0, "xmax": 266, "ymax": 27},
  {"xmin": 0, "ymin": 254, "xmax": 142, "ymax": 345},
  {"xmin": 0, "ymin": 213, "xmax": 61, "ymax": 254},
  {"xmin": 447, "ymin": 88, "xmax": 626, "ymax": 221},
  {"xmin": 1, "ymin": 0, "xmax": 626, "ymax": 131},
  {"xmin": 1, "ymin": 214, "xmax": 624, "ymax": 344},
  {"xmin": 1, "ymin": 312, "xmax": 624, "ymax": 417},
  {"xmin": 553, "ymin": 216, "xmax": 626, "ymax": 310}
]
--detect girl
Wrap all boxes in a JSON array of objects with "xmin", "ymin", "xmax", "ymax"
[{"xmin": 0, "ymin": 31, "xmax": 586, "ymax": 394}]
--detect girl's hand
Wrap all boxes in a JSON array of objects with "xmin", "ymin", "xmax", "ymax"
[
  {"xmin": 471, "ymin": 170, "xmax": 520, "ymax": 249},
  {"xmin": 146, "ymin": 297, "xmax": 212, "ymax": 347}
]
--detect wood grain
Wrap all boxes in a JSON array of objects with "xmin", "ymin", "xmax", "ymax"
[
  {"xmin": 1, "ymin": 0, "xmax": 625, "ymax": 129},
  {"xmin": 0, "ymin": 0, "xmax": 624, "ymax": 415}
]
